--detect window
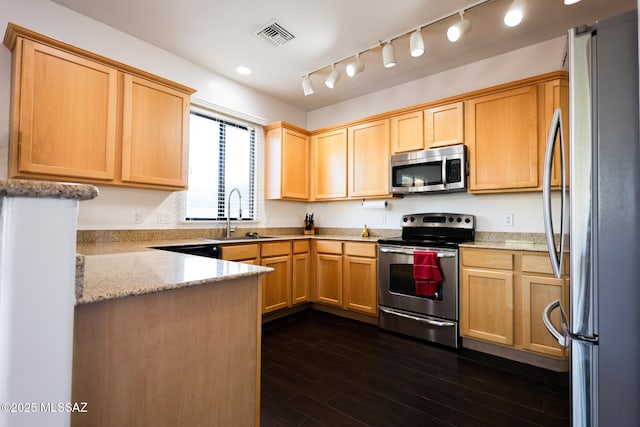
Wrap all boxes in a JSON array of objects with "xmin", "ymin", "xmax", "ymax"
[{"xmin": 184, "ymin": 111, "xmax": 256, "ymax": 221}]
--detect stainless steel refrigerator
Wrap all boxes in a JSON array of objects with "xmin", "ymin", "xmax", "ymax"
[{"xmin": 542, "ymin": 10, "xmax": 640, "ymax": 427}]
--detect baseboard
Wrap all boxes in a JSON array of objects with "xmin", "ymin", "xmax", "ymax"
[
  {"xmin": 310, "ymin": 303, "xmax": 378, "ymax": 325},
  {"xmin": 462, "ymin": 338, "xmax": 569, "ymax": 372}
]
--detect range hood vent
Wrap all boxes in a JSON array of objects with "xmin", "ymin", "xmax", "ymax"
[{"xmin": 256, "ymin": 21, "xmax": 295, "ymax": 46}]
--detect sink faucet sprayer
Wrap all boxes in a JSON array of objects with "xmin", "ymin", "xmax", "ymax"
[{"xmin": 226, "ymin": 188, "xmax": 242, "ymax": 237}]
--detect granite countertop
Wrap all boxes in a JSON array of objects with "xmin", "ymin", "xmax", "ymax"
[
  {"xmin": 75, "ymin": 234, "xmax": 378, "ymax": 304},
  {"xmin": 460, "ymin": 241, "xmax": 552, "ymax": 252},
  {"xmin": 78, "ymin": 250, "xmax": 272, "ymax": 305},
  {"xmin": 0, "ymin": 179, "xmax": 98, "ymax": 200}
]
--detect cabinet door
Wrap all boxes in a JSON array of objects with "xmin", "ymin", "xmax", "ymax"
[
  {"xmin": 292, "ymin": 252, "xmax": 310, "ymax": 304},
  {"xmin": 282, "ymin": 128, "xmax": 310, "ymax": 199},
  {"xmin": 390, "ymin": 111, "xmax": 423, "ymax": 153},
  {"xmin": 461, "ymin": 268, "xmax": 515, "ymax": 345},
  {"xmin": 261, "ymin": 255, "xmax": 292, "ymax": 313},
  {"xmin": 540, "ymin": 79, "xmax": 569, "ymax": 188},
  {"xmin": 343, "ymin": 256, "xmax": 377, "ymax": 315},
  {"xmin": 424, "ymin": 102, "xmax": 464, "ymax": 148},
  {"xmin": 311, "ymin": 129, "xmax": 347, "ymax": 199},
  {"xmin": 315, "ymin": 253, "xmax": 343, "ymax": 306},
  {"xmin": 466, "ymin": 85, "xmax": 539, "ymax": 192},
  {"xmin": 522, "ymin": 275, "xmax": 568, "ymax": 357},
  {"xmin": 13, "ymin": 40, "xmax": 118, "ymax": 180},
  {"xmin": 221, "ymin": 244, "xmax": 260, "ymax": 263},
  {"xmin": 348, "ymin": 119, "xmax": 390, "ymax": 198},
  {"xmin": 121, "ymin": 75, "xmax": 190, "ymax": 188}
]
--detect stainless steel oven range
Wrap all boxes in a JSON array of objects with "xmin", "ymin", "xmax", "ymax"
[{"xmin": 378, "ymin": 213, "xmax": 475, "ymax": 348}]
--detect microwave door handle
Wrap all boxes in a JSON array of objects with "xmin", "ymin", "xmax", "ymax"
[{"xmin": 441, "ymin": 155, "xmax": 447, "ymax": 185}]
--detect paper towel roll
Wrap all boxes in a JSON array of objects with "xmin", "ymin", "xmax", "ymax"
[{"xmin": 361, "ymin": 200, "xmax": 388, "ymax": 209}]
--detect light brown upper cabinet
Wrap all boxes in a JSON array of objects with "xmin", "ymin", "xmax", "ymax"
[
  {"xmin": 121, "ymin": 75, "xmax": 190, "ymax": 188},
  {"xmin": 539, "ymin": 79, "xmax": 570, "ymax": 189},
  {"xmin": 3, "ymin": 23, "xmax": 195, "ymax": 190},
  {"xmin": 264, "ymin": 122, "xmax": 310, "ymax": 200},
  {"xmin": 310, "ymin": 128, "xmax": 348, "ymax": 200},
  {"xmin": 390, "ymin": 111, "xmax": 423, "ymax": 153},
  {"xmin": 424, "ymin": 101, "xmax": 464, "ymax": 148},
  {"xmin": 348, "ymin": 119, "xmax": 390, "ymax": 198},
  {"xmin": 8, "ymin": 39, "xmax": 119, "ymax": 181},
  {"xmin": 466, "ymin": 85, "xmax": 539, "ymax": 193}
]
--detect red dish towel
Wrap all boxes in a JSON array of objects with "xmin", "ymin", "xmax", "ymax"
[{"xmin": 413, "ymin": 251, "xmax": 443, "ymax": 297}]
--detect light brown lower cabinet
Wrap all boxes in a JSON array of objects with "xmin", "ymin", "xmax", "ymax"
[
  {"xmin": 315, "ymin": 241, "xmax": 344, "ymax": 306},
  {"xmin": 460, "ymin": 247, "xmax": 569, "ymax": 359},
  {"xmin": 292, "ymin": 240, "xmax": 311, "ymax": 304},
  {"xmin": 314, "ymin": 240, "xmax": 378, "ymax": 316},
  {"xmin": 461, "ymin": 267, "xmax": 515, "ymax": 345},
  {"xmin": 343, "ymin": 242, "xmax": 378, "ymax": 315},
  {"xmin": 261, "ymin": 241, "xmax": 292, "ymax": 313}
]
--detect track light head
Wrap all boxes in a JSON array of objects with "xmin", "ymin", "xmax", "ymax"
[
  {"xmin": 447, "ymin": 11, "xmax": 471, "ymax": 42},
  {"xmin": 302, "ymin": 74, "xmax": 314, "ymax": 96},
  {"xmin": 409, "ymin": 29, "xmax": 425, "ymax": 57},
  {"xmin": 346, "ymin": 53, "xmax": 365, "ymax": 77},
  {"xmin": 324, "ymin": 65, "xmax": 340, "ymax": 89},
  {"xmin": 504, "ymin": 0, "xmax": 525, "ymax": 27},
  {"xmin": 382, "ymin": 42, "xmax": 396, "ymax": 68}
]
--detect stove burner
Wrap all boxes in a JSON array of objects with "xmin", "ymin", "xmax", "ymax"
[{"xmin": 379, "ymin": 213, "xmax": 475, "ymax": 247}]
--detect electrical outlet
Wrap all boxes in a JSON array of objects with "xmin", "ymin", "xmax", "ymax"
[
  {"xmin": 158, "ymin": 211, "xmax": 170, "ymax": 224},
  {"xmin": 380, "ymin": 214, "xmax": 387, "ymax": 225},
  {"xmin": 504, "ymin": 214, "xmax": 514, "ymax": 227},
  {"xmin": 134, "ymin": 211, "xmax": 141, "ymax": 224}
]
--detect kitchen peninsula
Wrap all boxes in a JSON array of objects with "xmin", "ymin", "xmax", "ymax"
[{"xmin": 72, "ymin": 245, "xmax": 272, "ymax": 427}]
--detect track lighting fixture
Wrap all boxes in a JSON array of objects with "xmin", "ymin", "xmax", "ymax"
[
  {"xmin": 300, "ymin": 0, "xmax": 520, "ymax": 96},
  {"xmin": 302, "ymin": 74, "xmax": 314, "ymax": 96},
  {"xmin": 447, "ymin": 11, "xmax": 471, "ymax": 42},
  {"xmin": 409, "ymin": 29, "xmax": 425, "ymax": 57},
  {"xmin": 324, "ymin": 64, "xmax": 340, "ymax": 89},
  {"xmin": 346, "ymin": 53, "xmax": 365, "ymax": 77},
  {"xmin": 382, "ymin": 42, "xmax": 396, "ymax": 68},
  {"xmin": 504, "ymin": 0, "xmax": 525, "ymax": 27}
]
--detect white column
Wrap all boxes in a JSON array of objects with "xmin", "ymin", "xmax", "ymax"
[{"xmin": 0, "ymin": 196, "xmax": 80, "ymax": 427}]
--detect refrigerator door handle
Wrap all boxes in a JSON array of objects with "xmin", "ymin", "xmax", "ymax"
[
  {"xmin": 542, "ymin": 299, "xmax": 570, "ymax": 347},
  {"xmin": 542, "ymin": 108, "xmax": 566, "ymax": 279}
]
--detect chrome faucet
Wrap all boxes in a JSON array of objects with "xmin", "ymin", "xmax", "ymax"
[{"xmin": 226, "ymin": 188, "xmax": 242, "ymax": 237}]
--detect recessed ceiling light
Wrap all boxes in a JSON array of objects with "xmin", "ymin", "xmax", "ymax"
[{"xmin": 236, "ymin": 66, "xmax": 252, "ymax": 75}]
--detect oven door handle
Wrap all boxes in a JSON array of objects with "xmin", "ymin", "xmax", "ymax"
[
  {"xmin": 380, "ymin": 307, "xmax": 456, "ymax": 327},
  {"xmin": 379, "ymin": 247, "xmax": 455, "ymax": 257}
]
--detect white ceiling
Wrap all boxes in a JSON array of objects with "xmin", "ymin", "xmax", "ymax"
[{"xmin": 51, "ymin": 0, "xmax": 635, "ymax": 112}]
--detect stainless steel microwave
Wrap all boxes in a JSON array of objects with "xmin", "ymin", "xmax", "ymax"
[{"xmin": 390, "ymin": 145, "xmax": 467, "ymax": 195}]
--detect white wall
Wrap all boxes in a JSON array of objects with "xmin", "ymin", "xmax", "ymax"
[
  {"xmin": 0, "ymin": 0, "xmax": 565, "ymax": 233},
  {"xmin": 0, "ymin": 0, "xmax": 309, "ymax": 231}
]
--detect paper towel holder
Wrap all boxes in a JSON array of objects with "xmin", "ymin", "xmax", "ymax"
[{"xmin": 361, "ymin": 200, "xmax": 388, "ymax": 209}]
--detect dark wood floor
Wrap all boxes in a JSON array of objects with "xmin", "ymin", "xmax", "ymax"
[{"xmin": 261, "ymin": 310, "xmax": 569, "ymax": 427}]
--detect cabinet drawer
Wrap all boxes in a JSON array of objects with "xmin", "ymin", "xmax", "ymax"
[
  {"xmin": 316, "ymin": 240, "xmax": 343, "ymax": 254},
  {"xmin": 261, "ymin": 241, "xmax": 291, "ymax": 257},
  {"xmin": 462, "ymin": 249, "xmax": 513, "ymax": 270},
  {"xmin": 292, "ymin": 240, "xmax": 310, "ymax": 254},
  {"xmin": 344, "ymin": 242, "xmax": 376, "ymax": 258},
  {"xmin": 521, "ymin": 254, "xmax": 561, "ymax": 275},
  {"xmin": 222, "ymin": 244, "xmax": 259, "ymax": 261}
]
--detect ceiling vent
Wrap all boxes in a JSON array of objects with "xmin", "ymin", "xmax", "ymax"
[{"xmin": 256, "ymin": 21, "xmax": 295, "ymax": 46}]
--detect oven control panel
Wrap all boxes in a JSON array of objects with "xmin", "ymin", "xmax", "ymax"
[{"xmin": 401, "ymin": 213, "xmax": 475, "ymax": 229}]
